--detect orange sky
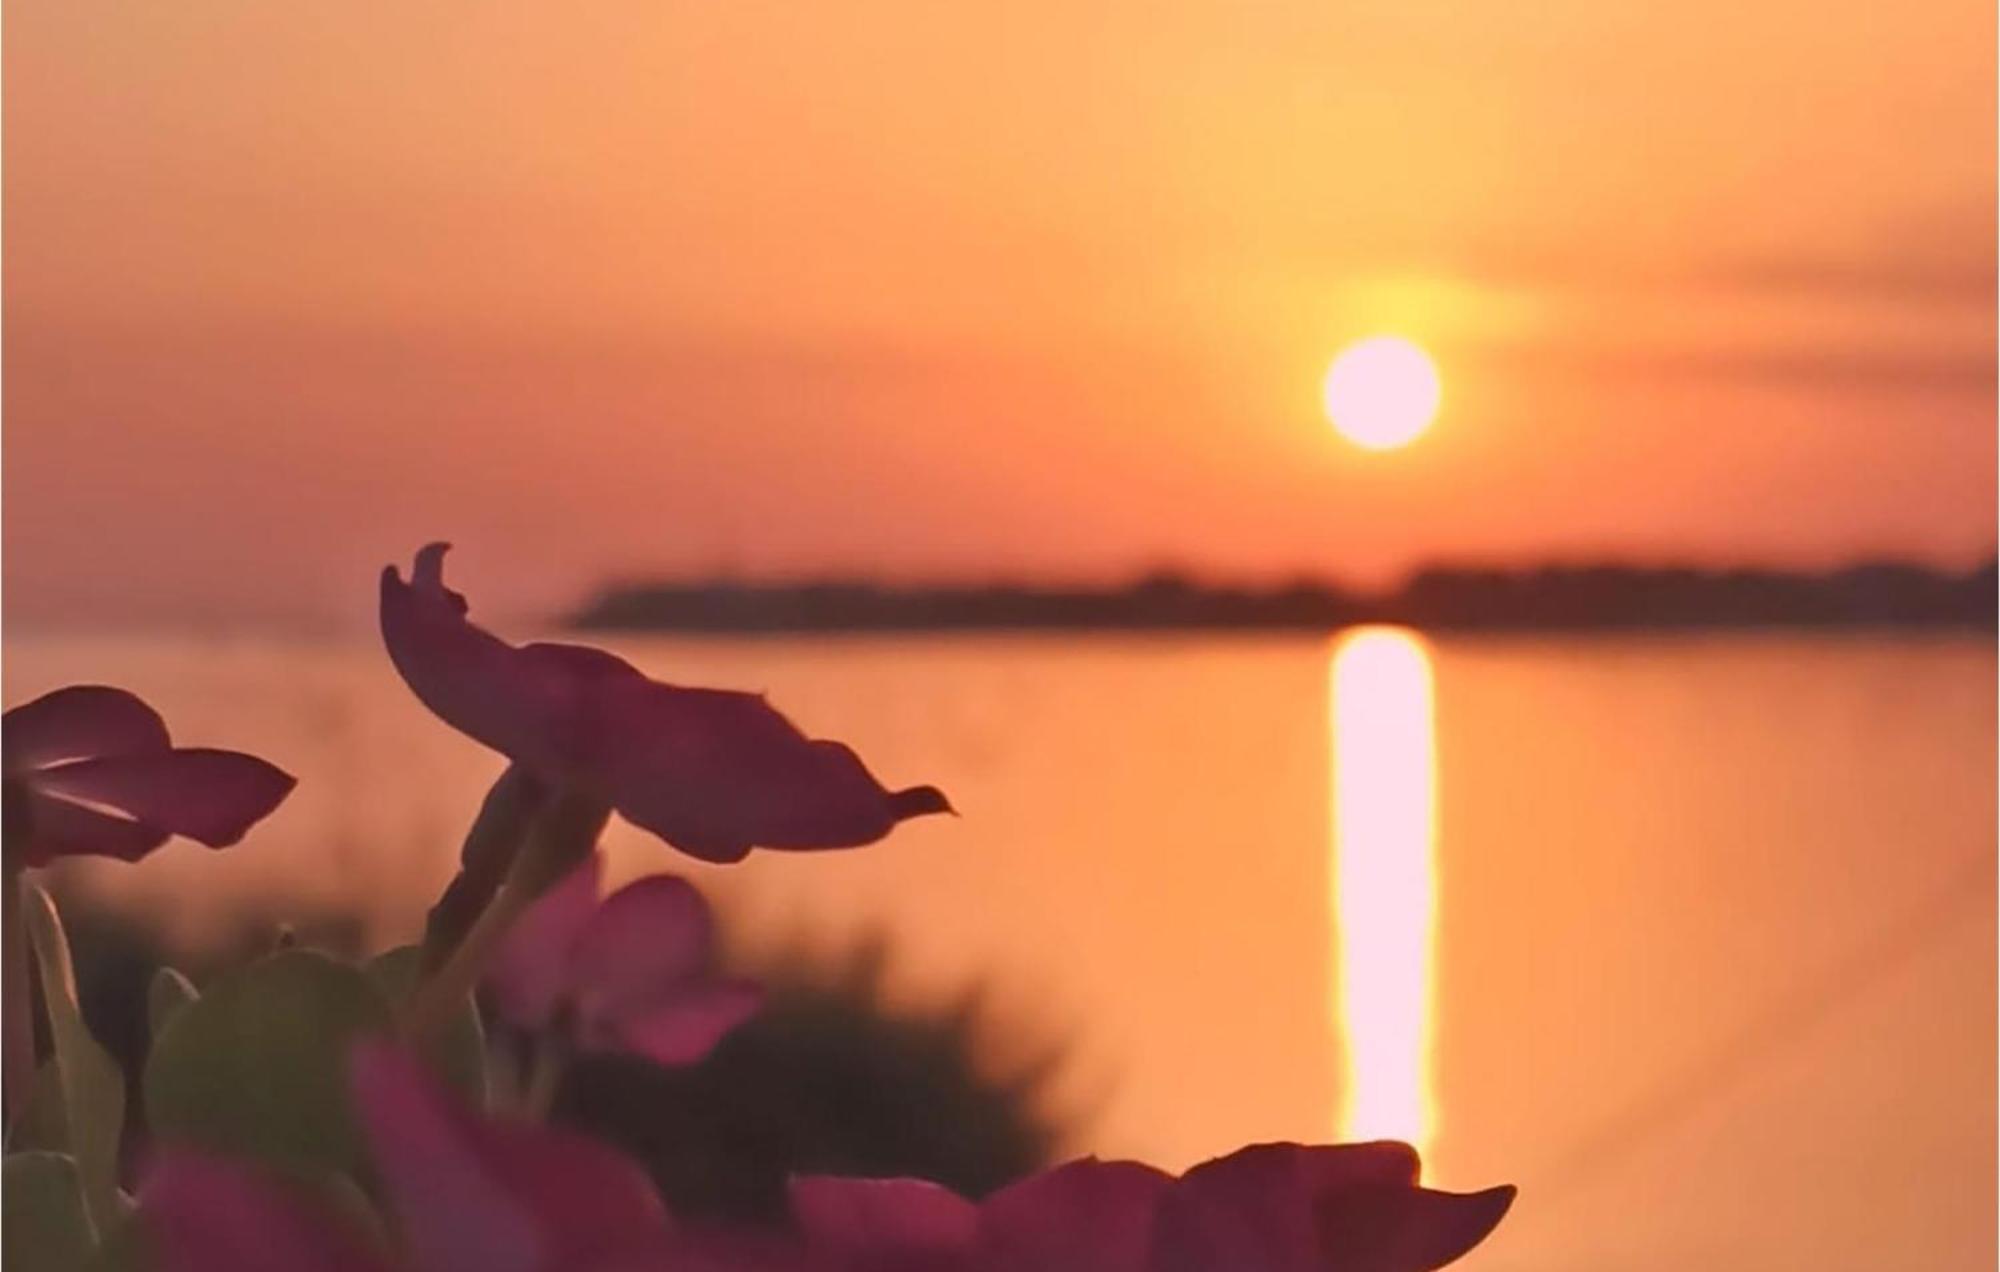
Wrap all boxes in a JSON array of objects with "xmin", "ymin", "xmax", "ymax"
[{"xmin": 5, "ymin": 1, "xmax": 1994, "ymax": 629}]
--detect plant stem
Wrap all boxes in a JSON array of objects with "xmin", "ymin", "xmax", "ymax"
[
  {"xmin": 521, "ymin": 1034, "xmax": 569, "ymax": 1121},
  {"xmin": 401, "ymin": 873, "xmax": 535, "ymax": 1047},
  {"xmin": 1, "ymin": 867, "xmax": 32, "ymax": 1126},
  {"xmin": 401, "ymin": 792, "xmax": 609, "ymax": 1047},
  {"xmin": 421, "ymin": 765, "xmax": 548, "ymax": 975}
]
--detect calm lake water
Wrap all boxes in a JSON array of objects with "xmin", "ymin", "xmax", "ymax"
[{"xmin": 5, "ymin": 630, "xmax": 1994, "ymax": 1270}]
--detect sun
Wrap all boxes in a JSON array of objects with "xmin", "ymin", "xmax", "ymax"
[{"xmin": 1322, "ymin": 337, "xmax": 1441, "ymax": 451}]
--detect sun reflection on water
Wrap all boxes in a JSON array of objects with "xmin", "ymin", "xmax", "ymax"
[{"xmin": 1331, "ymin": 627, "xmax": 1438, "ymax": 1158}]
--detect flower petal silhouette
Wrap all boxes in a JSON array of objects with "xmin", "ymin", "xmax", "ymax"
[
  {"xmin": 792, "ymin": 1142, "xmax": 1512, "ymax": 1272},
  {"xmin": 1313, "ymin": 1179, "xmax": 1518, "ymax": 1272},
  {"xmin": 1157, "ymin": 1142, "xmax": 1515, "ymax": 1272},
  {"xmin": 979, "ymin": 1158, "xmax": 1172, "ymax": 1272},
  {"xmin": 381, "ymin": 544, "xmax": 950, "ymax": 862},
  {"xmin": 789, "ymin": 1175, "xmax": 979, "ymax": 1256},
  {"xmin": 3, "ymin": 685, "xmax": 169, "ymax": 769},
  {"xmin": 2, "ymin": 686, "xmax": 294, "ymax": 866}
]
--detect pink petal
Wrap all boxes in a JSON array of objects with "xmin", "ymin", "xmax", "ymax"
[
  {"xmin": 1313, "ymin": 1184, "xmax": 1517, "ymax": 1272},
  {"xmin": 350, "ymin": 1042, "xmax": 669, "ymax": 1272},
  {"xmin": 380, "ymin": 545, "xmax": 949, "ymax": 863},
  {"xmin": 379, "ymin": 545, "xmax": 588, "ymax": 778},
  {"xmin": 568, "ymin": 875, "xmax": 717, "ymax": 1008},
  {"xmin": 472, "ymin": 1119, "xmax": 677, "ymax": 1267},
  {"xmin": 1155, "ymin": 1143, "xmax": 1414, "ymax": 1272},
  {"xmin": 597, "ymin": 980, "xmax": 763, "ymax": 1066},
  {"xmin": 16, "ymin": 787, "xmax": 169, "ymax": 866},
  {"xmin": 978, "ymin": 1158, "xmax": 1172, "ymax": 1272},
  {"xmin": 1156, "ymin": 1144, "xmax": 1509, "ymax": 1272},
  {"xmin": 589, "ymin": 682, "xmax": 949, "ymax": 860},
  {"xmin": 486, "ymin": 855, "xmax": 604, "ymax": 1031},
  {"xmin": 593, "ymin": 1229, "xmax": 827, "ymax": 1272},
  {"xmin": 1282, "ymin": 1142, "xmax": 1422, "ymax": 1193},
  {"xmin": 351, "ymin": 1044, "xmax": 542, "ymax": 1272},
  {"xmin": 517, "ymin": 640, "xmax": 653, "ymax": 688},
  {"xmin": 3, "ymin": 684, "xmax": 169, "ymax": 773},
  {"xmin": 141, "ymin": 1151, "xmax": 390, "ymax": 1272},
  {"xmin": 788, "ymin": 1176, "xmax": 978, "ymax": 1255},
  {"xmin": 29, "ymin": 749, "xmax": 294, "ymax": 847}
]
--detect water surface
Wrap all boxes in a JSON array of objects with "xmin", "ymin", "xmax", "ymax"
[{"xmin": 5, "ymin": 630, "xmax": 1992, "ymax": 1270}]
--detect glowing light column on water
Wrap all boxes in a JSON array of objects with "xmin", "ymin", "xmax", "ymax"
[{"xmin": 1330, "ymin": 627, "xmax": 1438, "ymax": 1157}]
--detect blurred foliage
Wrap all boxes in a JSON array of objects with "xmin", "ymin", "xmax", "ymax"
[
  {"xmin": 144, "ymin": 949, "xmax": 391, "ymax": 1178},
  {"xmin": 37, "ymin": 886, "xmax": 1072, "ymax": 1231},
  {"xmin": 10, "ymin": 1062, "xmax": 73, "ymax": 1155},
  {"xmin": 3, "ymin": 1151, "xmax": 96, "ymax": 1272},
  {"xmin": 25, "ymin": 884, "xmax": 128, "ymax": 1238},
  {"xmin": 548, "ymin": 936, "xmax": 1065, "ymax": 1225},
  {"xmin": 365, "ymin": 945, "xmax": 487, "ymax": 1105},
  {"xmin": 144, "ymin": 970, "xmax": 198, "ymax": 1043},
  {"xmin": 43, "ymin": 892, "xmax": 370, "ymax": 1138}
]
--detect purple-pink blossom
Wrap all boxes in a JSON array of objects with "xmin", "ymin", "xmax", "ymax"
[
  {"xmin": 1, "ymin": 685, "xmax": 294, "ymax": 866},
  {"xmin": 791, "ymin": 1142, "xmax": 1515, "ymax": 1272},
  {"xmin": 142, "ymin": 1043, "xmax": 691, "ymax": 1272},
  {"xmin": 380, "ymin": 544, "xmax": 950, "ymax": 863},
  {"xmin": 486, "ymin": 853, "xmax": 762, "ymax": 1066},
  {"xmin": 349, "ymin": 1042, "xmax": 678, "ymax": 1272},
  {"xmin": 139, "ymin": 1042, "xmax": 1513, "ymax": 1272}
]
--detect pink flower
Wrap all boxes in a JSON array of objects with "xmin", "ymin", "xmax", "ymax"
[
  {"xmin": 380, "ymin": 544, "xmax": 950, "ymax": 864},
  {"xmin": 977, "ymin": 1158, "xmax": 1175, "ymax": 1272},
  {"xmin": 486, "ymin": 854, "xmax": 761, "ymax": 1066},
  {"xmin": 140, "ymin": 1049, "xmax": 1513, "ymax": 1272},
  {"xmin": 141, "ymin": 1043, "xmax": 692, "ymax": 1272},
  {"xmin": 349, "ymin": 1042, "xmax": 678, "ymax": 1272},
  {"xmin": 1151, "ymin": 1142, "xmax": 1514, "ymax": 1272},
  {"xmin": 788, "ymin": 1175, "xmax": 980, "ymax": 1271},
  {"xmin": 1, "ymin": 686, "xmax": 294, "ymax": 866},
  {"xmin": 791, "ymin": 1142, "xmax": 1515, "ymax": 1272}
]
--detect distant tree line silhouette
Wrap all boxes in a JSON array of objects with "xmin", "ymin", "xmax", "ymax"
[{"xmin": 572, "ymin": 556, "xmax": 1997, "ymax": 633}]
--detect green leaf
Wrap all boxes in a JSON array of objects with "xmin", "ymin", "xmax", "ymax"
[
  {"xmin": 23, "ymin": 884, "xmax": 126, "ymax": 1241},
  {"xmin": 365, "ymin": 945, "xmax": 487, "ymax": 1106},
  {"xmin": 279, "ymin": 1167, "xmax": 394, "ymax": 1261},
  {"xmin": 81, "ymin": 1216, "xmax": 147, "ymax": 1272},
  {"xmin": 144, "ymin": 949, "xmax": 393, "ymax": 1178},
  {"xmin": 3, "ymin": 1152, "xmax": 95, "ymax": 1272},
  {"xmin": 7, "ymin": 1060, "xmax": 70, "ymax": 1153},
  {"xmin": 145, "ymin": 968, "xmax": 199, "ymax": 1042}
]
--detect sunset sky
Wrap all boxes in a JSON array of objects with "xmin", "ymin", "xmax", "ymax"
[{"xmin": 5, "ymin": 0, "xmax": 1994, "ymax": 630}]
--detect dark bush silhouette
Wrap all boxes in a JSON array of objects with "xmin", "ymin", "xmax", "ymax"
[{"xmin": 549, "ymin": 940, "xmax": 1063, "ymax": 1225}]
